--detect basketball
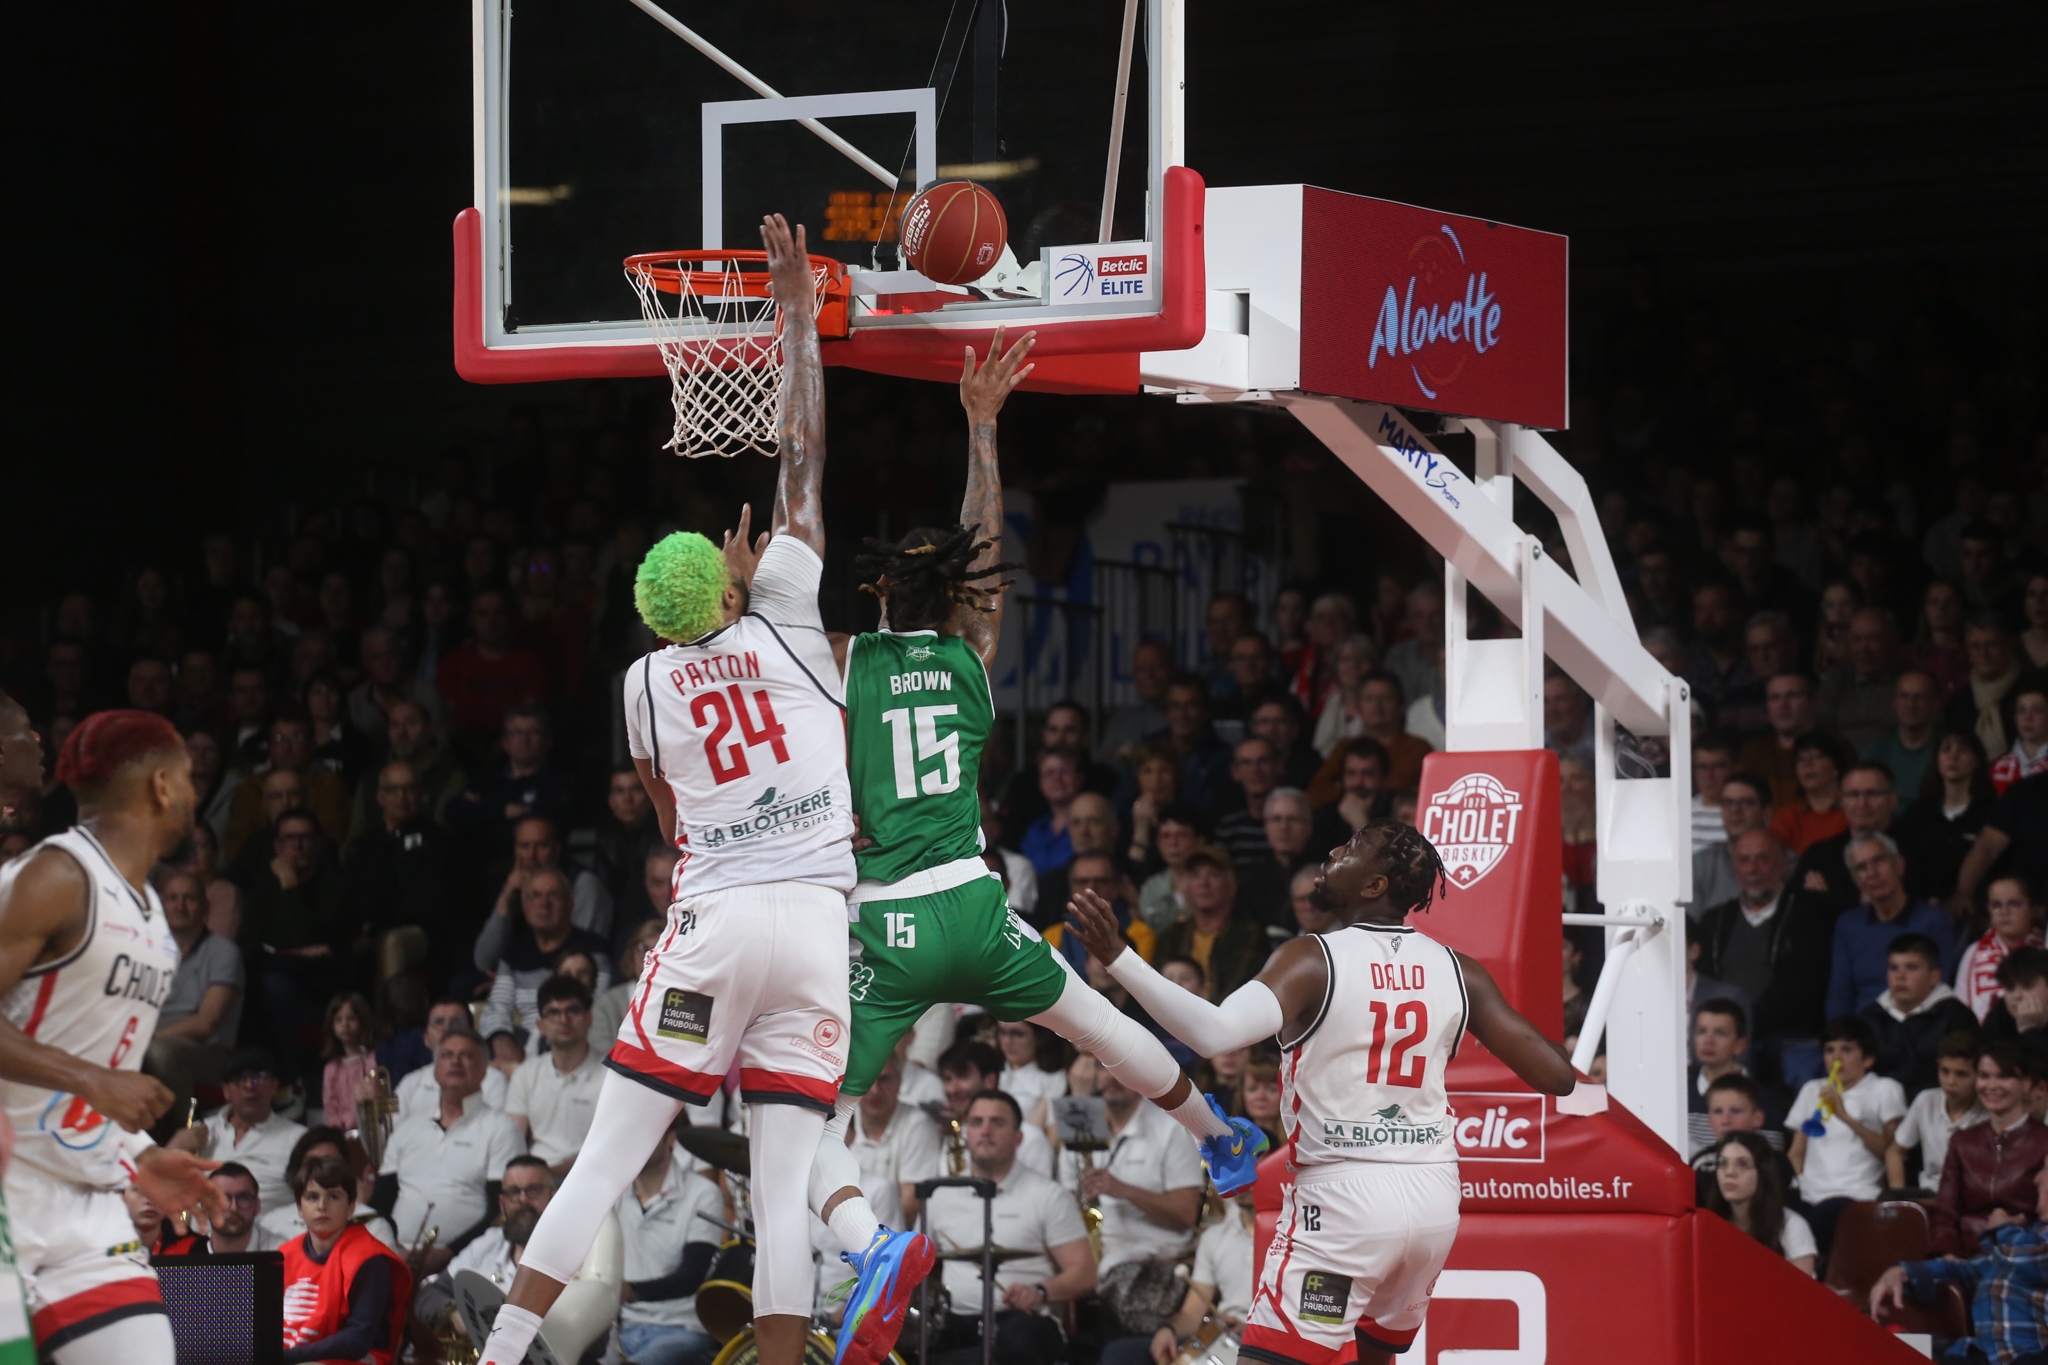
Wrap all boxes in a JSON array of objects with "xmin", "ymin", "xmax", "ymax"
[{"xmin": 899, "ymin": 181, "xmax": 1008, "ymax": 286}]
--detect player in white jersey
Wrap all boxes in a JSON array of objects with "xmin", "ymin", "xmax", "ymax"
[
  {"xmin": 1069, "ymin": 820, "xmax": 1575, "ymax": 1365},
  {"xmin": 481, "ymin": 213, "xmax": 857, "ymax": 1365},
  {"xmin": 0, "ymin": 709, "xmax": 222, "ymax": 1362}
]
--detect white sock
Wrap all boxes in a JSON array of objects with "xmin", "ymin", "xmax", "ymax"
[
  {"xmin": 1170, "ymin": 1087, "xmax": 1234, "ymax": 1141},
  {"xmin": 830, "ymin": 1195, "xmax": 884, "ymax": 1252},
  {"xmin": 480, "ymin": 1304, "xmax": 544, "ymax": 1365}
]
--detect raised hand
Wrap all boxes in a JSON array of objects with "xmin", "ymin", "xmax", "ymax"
[
  {"xmin": 722, "ymin": 502, "xmax": 768, "ymax": 592},
  {"xmin": 960, "ymin": 327, "xmax": 1037, "ymax": 426},
  {"xmin": 759, "ymin": 214, "xmax": 817, "ymax": 324},
  {"xmin": 1066, "ymin": 888, "xmax": 1127, "ymax": 967},
  {"xmin": 134, "ymin": 1145, "xmax": 225, "ymax": 1225}
]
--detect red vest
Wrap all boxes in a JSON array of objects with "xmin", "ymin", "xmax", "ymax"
[{"xmin": 280, "ymin": 1223, "xmax": 413, "ymax": 1365}]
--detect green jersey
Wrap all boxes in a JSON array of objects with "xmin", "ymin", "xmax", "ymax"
[{"xmin": 844, "ymin": 629, "xmax": 992, "ymax": 884}]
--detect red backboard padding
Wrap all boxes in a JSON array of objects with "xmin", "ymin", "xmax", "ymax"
[
  {"xmin": 1410, "ymin": 750, "xmax": 1563, "ymax": 1038},
  {"xmin": 1692, "ymin": 1210, "xmax": 1926, "ymax": 1365}
]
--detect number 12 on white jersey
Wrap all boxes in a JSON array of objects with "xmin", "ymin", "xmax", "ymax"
[{"xmin": 880, "ymin": 705, "xmax": 961, "ymax": 798}]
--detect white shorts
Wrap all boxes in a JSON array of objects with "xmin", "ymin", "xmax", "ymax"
[
  {"xmin": 606, "ymin": 880, "xmax": 850, "ymax": 1113},
  {"xmin": 1243, "ymin": 1162, "xmax": 1459, "ymax": 1363},
  {"xmin": 3, "ymin": 1166, "xmax": 162, "ymax": 1357}
]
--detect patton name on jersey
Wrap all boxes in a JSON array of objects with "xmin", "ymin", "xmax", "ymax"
[
  {"xmin": 693, "ymin": 783, "xmax": 839, "ymax": 849},
  {"xmin": 1319, "ymin": 1103, "xmax": 1449, "ymax": 1151}
]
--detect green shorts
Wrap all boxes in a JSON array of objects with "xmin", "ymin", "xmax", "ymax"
[{"xmin": 842, "ymin": 873, "xmax": 1068, "ymax": 1096}]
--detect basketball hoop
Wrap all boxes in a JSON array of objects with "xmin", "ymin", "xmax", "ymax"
[{"xmin": 623, "ymin": 249, "xmax": 850, "ymax": 458}]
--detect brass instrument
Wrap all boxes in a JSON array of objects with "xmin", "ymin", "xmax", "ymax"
[
  {"xmin": 436, "ymin": 1303, "xmax": 482, "ymax": 1365},
  {"xmin": 1169, "ymin": 1313, "xmax": 1227, "ymax": 1365},
  {"xmin": 354, "ymin": 1065, "xmax": 398, "ymax": 1171},
  {"xmin": 945, "ymin": 1115, "xmax": 966, "ymax": 1176},
  {"xmin": 1065, "ymin": 1136, "xmax": 1109, "ymax": 1262},
  {"xmin": 409, "ymin": 1202, "xmax": 440, "ymax": 1261}
]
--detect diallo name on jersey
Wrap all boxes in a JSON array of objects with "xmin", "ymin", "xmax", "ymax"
[{"xmin": 886, "ymin": 670, "xmax": 956, "ymax": 696}]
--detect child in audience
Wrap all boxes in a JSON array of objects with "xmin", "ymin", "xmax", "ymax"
[
  {"xmin": 1985, "ymin": 947, "xmax": 2048, "ymax": 1077},
  {"xmin": 1693, "ymin": 1074, "xmax": 1795, "ymax": 1205},
  {"xmin": 1786, "ymin": 1016, "xmax": 1906, "ymax": 1256},
  {"xmin": 1704, "ymin": 1131, "xmax": 1817, "ymax": 1276},
  {"xmin": 320, "ymin": 992, "xmax": 381, "ymax": 1128},
  {"xmin": 1687, "ymin": 998, "xmax": 1752, "ymax": 1158},
  {"xmin": 1858, "ymin": 933, "xmax": 1979, "ymax": 1099},
  {"xmin": 1957, "ymin": 877, "xmax": 2044, "ymax": 1022},
  {"xmin": 1885, "ymin": 1031, "xmax": 1988, "ymax": 1193}
]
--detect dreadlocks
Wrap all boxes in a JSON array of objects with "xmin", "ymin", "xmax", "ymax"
[
  {"xmin": 854, "ymin": 523, "xmax": 1015, "ymax": 631},
  {"xmin": 1361, "ymin": 819, "xmax": 1450, "ymax": 915}
]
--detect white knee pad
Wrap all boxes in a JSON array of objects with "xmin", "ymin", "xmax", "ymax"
[
  {"xmin": 1032, "ymin": 970, "xmax": 1181, "ymax": 1098},
  {"xmin": 750, "ymin": 1101, "xmax": 829, "ymax": 1318},
  {"xmin": 47, "ymin": 1307, "xmax": 176, "ymax": 1364},
  {"xmin": 808, "ymin": 1095, "xmax": 863, "ymax": 1216}
]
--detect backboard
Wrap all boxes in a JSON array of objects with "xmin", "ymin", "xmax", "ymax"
[{"xmin": 458, "ymin": 0, "xmax": 1205, "ymax": 391}]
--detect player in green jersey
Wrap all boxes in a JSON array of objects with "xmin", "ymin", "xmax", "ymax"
[{"xmin": 806, "ymin": 330, "xmax": 1269, "ymax": 1365}]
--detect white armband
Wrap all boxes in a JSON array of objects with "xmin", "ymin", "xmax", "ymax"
[{"xmin": 1105, "ymin": 951, "xmax": 1284, "ymax": 1057}]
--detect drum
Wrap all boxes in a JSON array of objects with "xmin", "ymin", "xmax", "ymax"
[
  {"xmin": 710, "ymin": 1327, "xmax": 905, "ymax": 1365},
  {"xmin": 697, "ymin": 1237, "xmax": 758, "ymax": 1343}
]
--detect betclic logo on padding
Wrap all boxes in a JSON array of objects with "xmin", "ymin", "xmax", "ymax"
[{"xmin": 1450, "ymin": 1092, "xmax": 1545, "ymax": 1163}]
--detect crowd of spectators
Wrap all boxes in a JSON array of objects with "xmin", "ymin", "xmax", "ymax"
[{"xmin": 4, "ymin": 256, "xmax": 2046, "ymax": 1359}]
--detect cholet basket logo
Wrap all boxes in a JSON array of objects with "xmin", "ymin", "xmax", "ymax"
[{"xmin": 1419, "ymin": 773, "xmax": 1524, "ymax": 890}]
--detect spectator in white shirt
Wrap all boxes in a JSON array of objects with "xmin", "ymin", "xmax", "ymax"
[
  {"xmin": 850, "ymin": 1056, "xmax": 945, "ymax": 1228},
  {"xmin": 996, "ymin": 1021, "xmax": 1069, "ymax": 1130},
  {"xmin": 927, "ymin": 1091, "xmax": 1095, "ymax": 1364},
  {"xmin": 373, "ymin": 1028, "xmax": 527, "ymax": 1277},
  {"xmin": 617, "ymin": 1127, "xmax": 727, "ymax": 1365},
  {"xmin": 169, "ymin": 1047, "xmax": 306, "ymax": 1215},
  {"xmin": 1886, "ymin": 1034, "xmax": 1989, "ymax": 1193},
  {"xmin": 1081, "ymin": 1074, "xmax": 1205, "ymax": 1273},
  {"xmin": 940, "ymin": 1040, "xmax": 1054, "ymax": 1177},
  {"xmin": 1105, "ymin": 1190, "xmax": 1257, "ymax": 1365},
  {"xmin": 413, "ymin": 1155, "xmax": 623, "ymax": 1350},
  {"xmin": 1785, "ymin": 1016, "xmax": 1907, "ymax": 1258},
  {"xmin": 505, "ymin": 975, "xmax": 605, "ymax": 1175},
  {"xmin": 204, "ymin": 1162, "xmax": 284, "ymax": 1253},
  {"xmin": 396, "ymin": 1000, "xmax": 509, "ymax": 1118},
  {"xmin": 256, "ymin": 1126, "xmax": 400, "ymax": 1250}
]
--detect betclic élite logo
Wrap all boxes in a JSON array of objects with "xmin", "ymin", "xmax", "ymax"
[
  {"xmin": 1051, "ymin": 243, "xmax": 1152, "ymax": 301},
  {"xmin": 1449, "ymin": 1092, "xmax": 1545, "ymax": 1163}
]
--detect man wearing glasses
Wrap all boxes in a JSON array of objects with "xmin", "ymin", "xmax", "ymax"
[
  {"xmin": 202, "ymin": 1162, "xmax": 284, "ymax": 1254},
  {"xmin": 171, "ymin": 1047, "xmax": 307, "ymax": 1216},
  {"xmin": 505, "ymin": 976, "xmax": 604, "ymax": 1177}
]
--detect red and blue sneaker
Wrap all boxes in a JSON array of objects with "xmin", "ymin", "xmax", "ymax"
[
  {"xmin": 1197, "ymin": 1093, "xmax": 1269, "ymax": 1196},
  {"xmin": 834, "ymin": 1226, "xmax": 935, "ymax": 1365}
]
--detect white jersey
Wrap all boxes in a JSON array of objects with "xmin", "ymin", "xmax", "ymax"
[
  {"xmin": 1281, "ymin": 921, "xmax": 1467, "ymax": 1168},
  {"xmin": 624, "ymin": 536, "xmax": 856, "ymax": 902},
  {"xmin": 0, "ymin": 829, "xmax": 178, "ymax": 1188}
]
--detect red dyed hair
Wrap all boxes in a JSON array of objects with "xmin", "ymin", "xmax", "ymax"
[{"xmin": 55, "ymin": 710, "xmax": 184, "ymax": 792}]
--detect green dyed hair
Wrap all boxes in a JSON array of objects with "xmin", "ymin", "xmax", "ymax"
[{"xmin": 635, "ymin": 532, "xmax": 730, "ymax": 642}]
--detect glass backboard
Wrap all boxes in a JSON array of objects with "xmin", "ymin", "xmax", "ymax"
[{"xmin": 461, "ymin": 0, "xmax": 1198, "ymax": 382}]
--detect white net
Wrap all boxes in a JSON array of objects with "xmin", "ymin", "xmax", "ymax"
[{"xmin": 625, "ymin": 256, "xmax": 831, "ymax": 459}]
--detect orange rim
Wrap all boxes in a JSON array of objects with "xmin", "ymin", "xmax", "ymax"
[{"xmin": 623, "ymin": 249, "xmax": 846, "ymax": 298}]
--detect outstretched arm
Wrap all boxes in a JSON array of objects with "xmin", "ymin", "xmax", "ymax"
[
  {"xmin": 1069, "ymin": 888, "xmax": 1295, "ymax": 1055},
  {"xmin": 952, "ymin": 328, "xmax": 1035, "ymax": 665},
  {"xmin": 761, "ymin": 214, "xmax": 827, "ymax": 556},
  {"xmin": 1457, "ymin": 952, "xmax": 1576, "ymax": 1096}
]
